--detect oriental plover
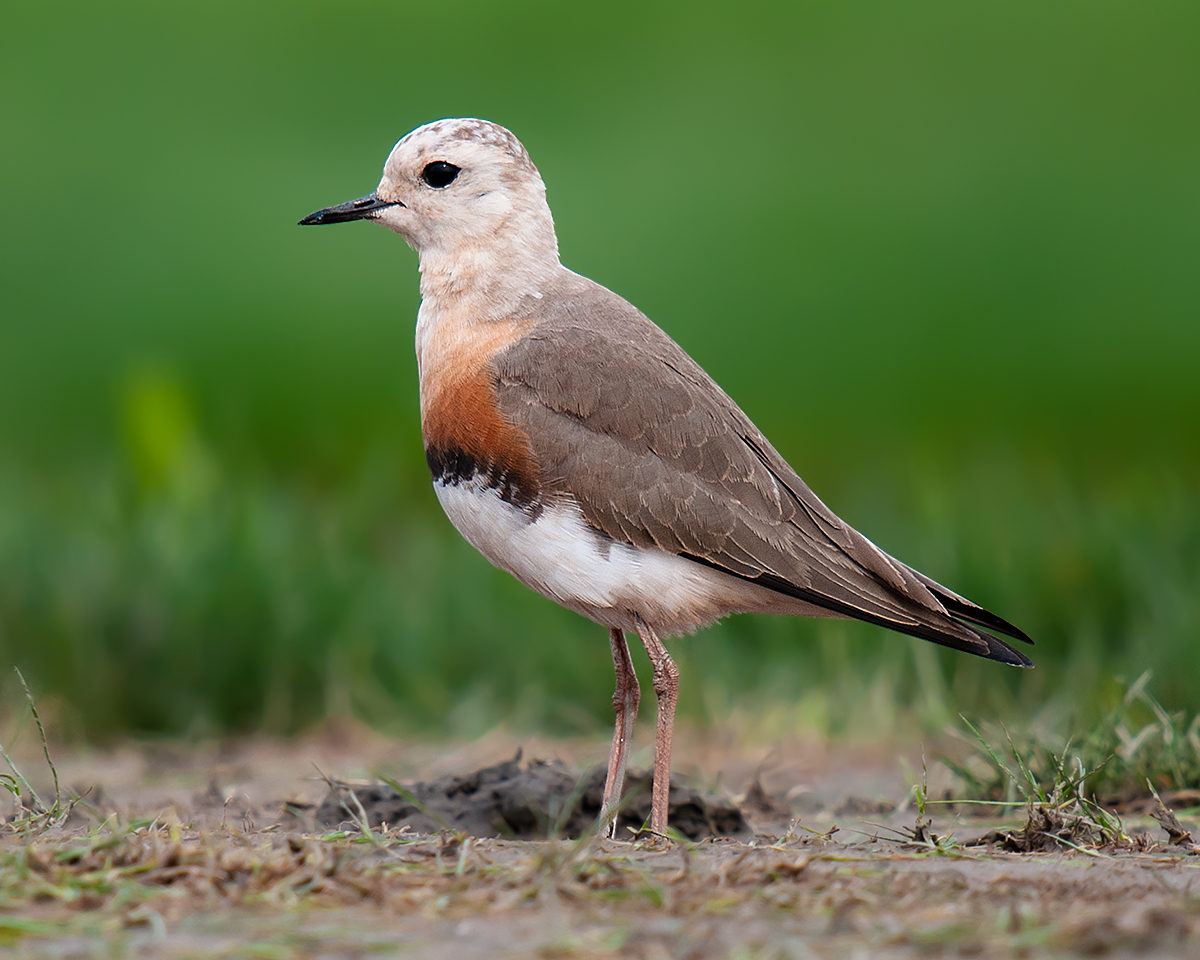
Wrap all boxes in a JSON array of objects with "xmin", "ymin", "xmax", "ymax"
[{"xmin": 300, "ymin": 118, "xmax": 1032, "ymax": 838}]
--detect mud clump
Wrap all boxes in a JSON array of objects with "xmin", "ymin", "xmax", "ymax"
[
  {"xmin": 980, "ymin": 804, "xmax": 1100, "ymax": 853},
  {"xmin": 310, "ymin": 754, "xmax": 750, "ymax": 840}
]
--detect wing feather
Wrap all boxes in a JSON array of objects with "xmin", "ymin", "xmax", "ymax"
[{"xmin": 492, "ymin": 274, "xmax": 1031, "ymax": 665}]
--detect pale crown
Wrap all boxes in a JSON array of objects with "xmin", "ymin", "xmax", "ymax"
[{"xmin": 372, "ymin": 118, "xmax": 559, "ymax": 270}]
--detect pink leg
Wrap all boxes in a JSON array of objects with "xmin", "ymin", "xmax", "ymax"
[
  {"xmin": 634, "ymin": 616, "xmax": 679, "ymax": 837},
  {"xmin": 600, "ymin": 627, "xmax": 640, "ymax": 838}
]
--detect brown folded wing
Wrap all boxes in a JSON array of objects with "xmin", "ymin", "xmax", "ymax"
[{"xmin": 492, "ymin": 274, "xmax": 1031, "ymax": 666}]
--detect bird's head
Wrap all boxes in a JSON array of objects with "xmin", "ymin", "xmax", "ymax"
[{"xmin": 300, "ymin": 118, "xmax": 559, "ymax": 267}]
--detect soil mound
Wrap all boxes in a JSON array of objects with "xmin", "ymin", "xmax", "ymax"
[{"xmin": 311, "ymin": 753, "xmax": 750, "ymax": 840}]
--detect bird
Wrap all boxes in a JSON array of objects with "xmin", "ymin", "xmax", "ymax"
[{"xmin": 299, "ymin": 118, "xmax": 1032, "ymax": 839}]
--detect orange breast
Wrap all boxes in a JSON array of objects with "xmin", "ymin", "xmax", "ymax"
[{"xmin": 420, "ymin": 320, "xmax": 541, "ymax": 508}]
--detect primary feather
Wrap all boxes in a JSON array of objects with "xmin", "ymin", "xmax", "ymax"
[{"xmin": 493, "ymin": 270, "xmax": 1032, "ymax": 666}]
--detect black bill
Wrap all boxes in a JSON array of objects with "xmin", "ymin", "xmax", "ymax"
[{"xmin": 298, "ymin": 194, "xmax": 402, "ymax": 226}]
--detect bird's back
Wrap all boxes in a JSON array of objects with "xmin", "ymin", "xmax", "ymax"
[{"xmin": 478, "ymin": 269, "xmax": 1031, "ymax": 664}]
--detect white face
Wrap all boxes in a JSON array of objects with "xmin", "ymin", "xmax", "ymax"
[{"xmin": 367, "ymin": 118, "xmax": 554, "ymax": 257}]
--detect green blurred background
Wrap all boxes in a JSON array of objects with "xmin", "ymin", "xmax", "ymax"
[{"xmin": 2, "ymin": 1, "xmax": 1196, "ymax": 742}]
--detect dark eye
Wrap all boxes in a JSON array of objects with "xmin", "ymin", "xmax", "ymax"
[{"xmin": 421, "ymin": 160, "xmax": 461, "ymax": 188}]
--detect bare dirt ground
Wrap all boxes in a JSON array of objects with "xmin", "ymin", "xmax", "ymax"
[{"xmin": 1, "ymin": 725, "xmax": 1197, "ymax": 959}]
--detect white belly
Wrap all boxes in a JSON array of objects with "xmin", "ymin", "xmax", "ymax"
[{"xmin": 432, "ymin": 478, "xmax": 825, "ymax": 636}]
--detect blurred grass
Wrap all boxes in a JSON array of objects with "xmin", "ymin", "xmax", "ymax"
[
  {"xmin": 1, "ymin": 1, "xmax": 1197, "ymax": 740},
  {"xmin": 1, "ymin": 444, "xmax": 1194, "ymax": 741}
]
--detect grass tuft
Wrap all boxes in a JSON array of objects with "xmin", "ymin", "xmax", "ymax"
[
  {"xmin": 945, "ymin": 673, "xmax": 1200, "ymax": 811},
  {"xmin": 0, "ymin": 669, "xmax": 73, "ymax": 833},
  {"xmin": 935, "ymin": 709, "xmax": 1198, "ymax": 854}
]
